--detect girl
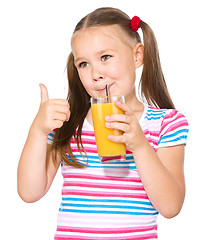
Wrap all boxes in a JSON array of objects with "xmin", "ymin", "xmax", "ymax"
[{"xmin": 18, "ymin": 7, "xmax": 189, "ymax": 239}]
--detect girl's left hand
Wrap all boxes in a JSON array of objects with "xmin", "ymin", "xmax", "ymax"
[{"xmin": 105, "ymin": 101, "xmax": 148, "ymax": 153}]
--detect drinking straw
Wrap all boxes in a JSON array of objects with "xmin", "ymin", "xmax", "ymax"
[{"xmin": 106, "ymin": 84, "xmax": 109, "ymax": 103}]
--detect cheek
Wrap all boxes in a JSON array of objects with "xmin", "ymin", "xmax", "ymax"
[
  {"xmin": 78, "ymin": 72, "xmax": 94, "ymax": 96},
  {"xmin": 112, "ymin": 56, "xmax": 135, "ymax": 78},
  {"xmin": 78, "ymin": 69, "xmax": 89, "ymax": 84},
  {"xmin": 116, "ymin": 65, "xmax": 136, "ymax": 95},
  {"xmin": 80, "ymin": 78, "xmax": 90, "ymax": 91},
  {"xmin": 111, "ymin": 62, "xmax": 135, "ymax": 84},
  {"xmin": 107, "ymin": 63, "xmax": 123, "ymax": 79}
]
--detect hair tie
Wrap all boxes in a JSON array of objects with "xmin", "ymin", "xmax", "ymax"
[{"xmin": 130, "ymin": 16, "xmax": 141, "ymax": 31}]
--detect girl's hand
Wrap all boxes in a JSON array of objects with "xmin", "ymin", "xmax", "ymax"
[
  {"xmin": 105, "ymin": 101, "xmax": 148, "ymax": 153},
  {"xmin": 32, "ymin": 84, "xmax": 70, "ymax": 136}
]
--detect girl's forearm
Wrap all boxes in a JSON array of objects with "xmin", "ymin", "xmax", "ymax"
[
  {"xmin": 18, "ymin": 85, "xmax": 70, "ymax": 203},
  {"xmin": 133, "ymin": 141, "xmax": 185, "ymax": 218},
  {"xmin": 17, "ymin": 124, "xmax": 49, "ymax": 203}
]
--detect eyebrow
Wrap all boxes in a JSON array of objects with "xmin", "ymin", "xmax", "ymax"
[
  {"xmin": 74, "ymin": 57, "xmax": 85, "ymax": 65},
  {"xmin": 74, "ymin": 49, "xmax": 115, "ymax": 64}
]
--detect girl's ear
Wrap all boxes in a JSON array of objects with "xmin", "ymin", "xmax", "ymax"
[{"xmin": 134, "ymin": 43, "xmax": 144, "ymax": 69}]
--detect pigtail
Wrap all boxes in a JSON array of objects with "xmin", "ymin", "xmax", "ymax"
[{"xmin": 139, "ymin": 21, "xmax": 175, "ymax": 109}]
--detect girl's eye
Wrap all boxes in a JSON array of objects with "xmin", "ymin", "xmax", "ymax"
[
  {"xmin": 101, "ymin": 55, "xmax": 111, "ymax": 62},
  {"xmin": 79, "ymin": 62, "xmax": 89, "ymax": 68}
]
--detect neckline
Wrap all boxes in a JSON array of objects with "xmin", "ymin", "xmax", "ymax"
[
  {"xmin": 139, "ymin": 103, "xmax": 148, "ymax": 124},
  {"xmin": 84, "ymin": 102, "xmax": 148, "ymax": 130}
]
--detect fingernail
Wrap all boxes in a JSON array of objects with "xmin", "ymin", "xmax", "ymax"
[
  {"xmin": 107, "ymin": 135, "xmax": 112, "ymax": 140},
  {"xmin": 105, "ymin": 116, "xmax": 110, "ymax": 120},
  {"xmin": 105, "ymin": 122, "xmax": 110, "ymax": 128}
]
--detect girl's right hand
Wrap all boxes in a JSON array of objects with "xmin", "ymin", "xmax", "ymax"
[{"xmin": 32, "ymin": 83, "xmax": 70, "ymax": 136}]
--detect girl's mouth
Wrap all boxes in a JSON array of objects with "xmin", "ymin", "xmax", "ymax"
[{"xmin": 98, "ymin": 83, "xmax": 114, "ymax": 92}]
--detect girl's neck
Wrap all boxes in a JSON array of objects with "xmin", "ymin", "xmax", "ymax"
[{"xmin": 125, "ymin": 94, "xmax": 144, "ymax": 119}]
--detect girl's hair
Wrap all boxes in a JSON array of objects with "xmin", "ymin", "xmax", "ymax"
[{"xmin": 52, "ymin": 7, "xmax": 175, "ymax": 167}]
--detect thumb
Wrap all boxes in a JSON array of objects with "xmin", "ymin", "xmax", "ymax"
[{"xmin": 39, "ymin": 83, "xmax": 49, "ymax": 103}]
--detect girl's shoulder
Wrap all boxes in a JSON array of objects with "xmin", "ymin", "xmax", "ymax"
[
  {"xmin": 143, "ymin": 105, "xmax": 188, "ymax": 124},
  {"xmin": 141, "ymin": 104, "xmax": 189, "ymax": 148},
  {"xmin": 140, "ymin": 104, "xmax": 170, "ymax": 125}
]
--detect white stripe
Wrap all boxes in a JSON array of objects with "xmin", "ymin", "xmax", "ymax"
[
  {"xmin": 55, "ymin": 230, "xmax": 157, "ymax": 238},
  {"xmin": 57, "ymin": 212, "xmax": 157, "ymax": 227}
]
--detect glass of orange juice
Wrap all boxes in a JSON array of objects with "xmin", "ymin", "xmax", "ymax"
[{"xmin": 91, "ymin": 96, "xmax": 126, "ymax": 162}]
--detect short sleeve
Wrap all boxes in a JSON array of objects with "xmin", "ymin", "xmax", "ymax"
[
  {"xmin": 47, "ymin": 130, "xmax": 55, "ymax": 145},
  {"xmin": 158, "ymin": 109, "xmax": 189, "ymax": 148}
]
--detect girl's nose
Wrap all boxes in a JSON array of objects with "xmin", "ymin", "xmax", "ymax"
[{"xmin": 92, "ymin": 66, "xmax": 104, "ymax": 81}]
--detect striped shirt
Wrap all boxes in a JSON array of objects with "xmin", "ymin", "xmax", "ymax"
[{"xmin": 48, "ymin": 104, "xmax": 189, "ymax": 240}]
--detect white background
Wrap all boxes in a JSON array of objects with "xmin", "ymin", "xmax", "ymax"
[{"xmin": 0, "ymin": 0, "xmax": 199, "ymax": 239}]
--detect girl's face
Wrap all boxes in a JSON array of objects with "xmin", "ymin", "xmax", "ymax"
[{"xmin": 71, "ymin": 25, "xmax": 142, "ymax": 100}]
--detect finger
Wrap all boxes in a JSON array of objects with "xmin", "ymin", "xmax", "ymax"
[
  {"xmin": 54, "ymin": 104, "xmax": 70, "ymax": 121},
  {"xmin": 107, "ymin": 134, "xmax": 125, "ymax": 143},
  {"xmin": 53, "ymin": 112, "xmax": 69, "ymax": 122},
  {"xmin": 54, "ymin": 104, "xmax": 70, "ymax": 115},
  {"xmin": 53, "ymin": 120, "xmax": 65, "ymax": 129},
  {"xmin": 50, "ymin": 99, "xmax": 70, "ymax": 106},
  {"xmin": 115, "ymin": 101, "xmax": 131, "ymax": 115},
  {"xmin": 39, "ymin": 83, "xmax": 49, "ymax": 103},
  {"xmin": 105, "ymin": 114, "xmax": 129, "ymax": 123},
  {"xmin": 105, "ymin": 121, "xmax": 129, "ymax": 133}
]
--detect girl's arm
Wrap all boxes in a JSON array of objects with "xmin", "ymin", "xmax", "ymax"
[
  {"xmin": 17, "ymin": 126, "xmax": 60, "ymax": 203},
  {"xmin": 17, "ymin": 84, "xmax": 70, "ymax": 203},
  {"xmin": 133, "ymin": 142, "xmax": 185, "ymax": 218},
  {"xmin": 105, "ymin": 101, "xmax": 187, "ymax": 218}
]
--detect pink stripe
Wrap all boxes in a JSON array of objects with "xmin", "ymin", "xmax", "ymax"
[
  {"xmin": 101, "ymin": 155, "xmax": 125, "ymax": 162},
  {"xmin": 146, "ymin": 138, "xmax": 158, "ymax": 146},
  {"xmin": 161, "ymin": 113, "xmax": 187, "ymax": 132},
  {"xmin": 56, "ymin": 225, "xmax": 157, "ymax": 234},
  {"xmin": 71, "ymin": 139, "xmax": 96, "ymax": 145},
  {"xmin": 75, "ymin": 130, "xmax": 95, "ymax": 137},
  {"xmin": 164, "ymin": 109, "xmax": 178, "ymax": 119},
  {"xmin": 152, "ymin": 146, "xmax": 157, "ymax": 152},
  {"xmin": 62, "ymin": 189, "xmax": 149, "ymax": 199},
  {"xmin": 160, "ymin": 120, "xmax": 188, "ymax": 137},
  {"xmin": 164, "ymin": 121, "xmax": 188, "ymax": 135},
  {"xmin": 126, "ymin": 150, "xmax": 132, "ymax": 154},
  {"xmin": 163, "ymin": 115, "xmax": 187, "ymax": 129},
  {"xmin": 69, "ymin": 147, "xmax": 98, "ymax": 153},
  {"xmin": 143, "ymin": 129, "xmax": 159, "ymax": 137},
  {"xmin": 55, "ymin": 233, "xmax": 157, "ymax": 239},
  {"xmin": 62, "ymin": 173, "xmax": 142, "ymax": 183},
  {"xmin": 67, "ymin": 148, "xmax": 137, "ymax": 155},
  {"xmin": 160, "ymin": 112, "xmax": 177, "ymax": 131},
  {"xmin": 63, "ymin": 181, "xmax": 145, "ymax": 191},
  {"xmin": 148, "ymin": 106, "xmax": 156, "ymax": 110}
]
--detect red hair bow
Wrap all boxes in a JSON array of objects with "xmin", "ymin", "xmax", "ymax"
[{"xmin": 130, "ymin": 16, "xmax": 141, "ymax": 31}]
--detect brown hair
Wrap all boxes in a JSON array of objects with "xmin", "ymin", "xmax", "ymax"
[{"xmin": 52, "ymin": 7, "xmax": 175, "ymax": 167}]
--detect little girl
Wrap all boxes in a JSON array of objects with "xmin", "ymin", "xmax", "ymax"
[{"xmin": 18, "ymin": 7, "xmax": 189, "ymax": 239}]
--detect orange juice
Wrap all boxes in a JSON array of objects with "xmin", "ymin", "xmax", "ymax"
[{"xmin": 91, "ymin": 97, "xmax": 126, "ymax": 159}]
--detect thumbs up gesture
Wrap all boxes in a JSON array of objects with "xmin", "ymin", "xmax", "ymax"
[
  {"xmin": 40, "ymin": 83, "xmax": 49, "ymax": 103},
  {"xmin": 32, "ymin": 84, "xmax": 70, "ymax": 136}
]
